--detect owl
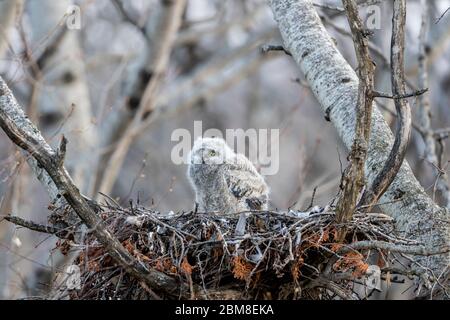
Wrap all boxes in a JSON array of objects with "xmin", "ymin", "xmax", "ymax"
[{"xmin": 187, "ymin": 137, "xmax": 269, "ymax": 214}]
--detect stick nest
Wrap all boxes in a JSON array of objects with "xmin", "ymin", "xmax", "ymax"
[{"xmin": 61, "ymin": 203, "xmax": 420, "ymax": 300}]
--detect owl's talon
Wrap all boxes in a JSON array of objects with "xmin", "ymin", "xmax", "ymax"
[{"xmin": 246, "ymin": 197, "xmax": 265, "ymax": 211}]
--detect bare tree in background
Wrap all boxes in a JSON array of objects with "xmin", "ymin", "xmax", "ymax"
[{"xmin": 0, "ymin": 0, "xmax": 23, "ymax": 58}]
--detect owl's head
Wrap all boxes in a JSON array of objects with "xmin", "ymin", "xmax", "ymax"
[{"xmin": 188, "ymin": 137, "xmax": 233, "ymax": 166}]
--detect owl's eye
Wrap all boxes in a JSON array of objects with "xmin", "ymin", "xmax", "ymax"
[{"xmin": 208, "ymin": 150, "xmax": 217, "ymax": 157}]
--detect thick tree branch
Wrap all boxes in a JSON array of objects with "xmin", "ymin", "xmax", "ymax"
[
  {"xmin": 372, "ymin": 88, "xmax": 428, "ymax": 99},
  {"xmin": 4, "ymin": 215, "xmax": 61, "ymax": 235}
]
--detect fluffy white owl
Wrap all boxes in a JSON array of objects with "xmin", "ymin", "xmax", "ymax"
[{"xmin": 187, "ymin": 137, "xmax": 269, "ymax": 214}]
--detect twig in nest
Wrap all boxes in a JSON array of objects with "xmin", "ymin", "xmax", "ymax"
[
  {"xmin": 340, "ymin": 240, "xmax": 450, "ymax": 256},
  {"xmin": 306, "ymin": 186, "xmax": 318, "ymax": 210}
]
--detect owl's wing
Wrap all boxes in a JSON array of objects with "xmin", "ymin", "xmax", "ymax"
[{"xmin": 225, "ymin": 154, "xmax": 269, "ymax": 210}]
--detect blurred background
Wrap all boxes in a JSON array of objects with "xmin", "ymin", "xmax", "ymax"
[{"xmin": 0, "ymin": 0, "xmax": 449, "ymax": 299}]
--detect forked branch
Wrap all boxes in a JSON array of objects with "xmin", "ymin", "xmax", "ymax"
[{"xmin": 360, "ymin": 0, "xmax": 412, "ymax": 208}]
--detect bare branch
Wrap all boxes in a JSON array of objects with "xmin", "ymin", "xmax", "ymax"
[
  {"xmin": 335, "ymin": 0, "xmax": 375, "ymax": 240},
  {"xmin": 111, "ymin": 0, "xmax": 147, "ymax": 36},
  {"xmin": 4, "ymin": 215, "xmax": 61, "ymax": 235},
  {"xmin": 418, "ymin": 0, "xmax": 437, "ymax": 165},
  {"xmin": 361, "ymin": 0, "xmax": 412, "ymax": 207},
  {"xmin": 372, "ymin": 88, "xmax": 428, "ymax": 99},
  {"xmin": 435, "ymin": 6, "xmax": 450, "ymax": 24}
]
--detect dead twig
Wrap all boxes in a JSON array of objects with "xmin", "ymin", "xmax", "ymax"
[
  {"xmin": 372, "ymin": 88, "xmax": 428, "ymax": 99},
  {"xmin": 435, "ymin": 6, "xmax": 450, "ymax": 24},
  {"xmin": 261, "ymin": 44, "xmax": 292, "ymax": 56},
  {"xmin": 4, "ymin": 215, "xmax": 61, "ymax": 235}
]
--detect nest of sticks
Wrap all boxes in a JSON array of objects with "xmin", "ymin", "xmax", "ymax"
[{"xmin": 56, "ymin": 198, "xmax": 434, "ymax": 300}]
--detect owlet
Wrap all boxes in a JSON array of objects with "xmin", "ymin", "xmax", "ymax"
[{"xmin": 187, "ymin": 137, "xmax": 269, "ymax": 214}]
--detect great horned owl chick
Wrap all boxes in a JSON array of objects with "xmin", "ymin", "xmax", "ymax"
[{"xmin": 187, "ymin": 137, "xmax": 269, "ymax": 214}]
